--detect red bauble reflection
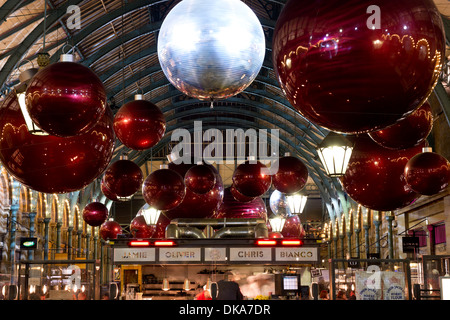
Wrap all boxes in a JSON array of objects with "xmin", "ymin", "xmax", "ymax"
[
  {"xmin": 341, "ymin": 135, "xmax": 424, "ymax": 211},
  {"xmin": 0, "ymin": 92, "xmax": 115, "ymax": 193},
  {"xmin": 272, "ymin": 156, "xmax": 308, "ymax": 194},
  {"xmin": 142, "ymin": 168, "xmax": 186, "ymax": 211},
  {"xmin": 130, "ymin": 215, "xmax": 153, "ymax": 238},
  {"xmin": 213, "ymin": 187, "xmax": 267, "ymax": 221},
  {"xmin": 82, "ymin": 202, "xmax": 108, "ymax": 227},
  {"xmin": 281, "ymin": 215, "xmax": 305, "ymax": 238},
  {"xmin": 273, "ymin": 0, "xmax": 445, "ymax": 134},
  {"xmin": 101, "ymin": 179, "xmax": 119, "ymax": 201},
  {"xmin": 269, "ymin": 232, "xmax": 284, "ymax": 239},
  {"xmin": 184, "ymin": 164, "xmax": 216, "ymax": 194},
  {"xmin": 164, "ymin": 164, "xmax": 224, "ymax": 219},
  {"xmin": 103, "ymin": 160, "xmax": 143, "ymax": 199},
  {"xmin": 369, "ymin": 101, "xmax": 433, "ymax": 149},
  {"xmin": 230, "ymin": 184, "xmax": 255, "ymax": 203},
  {"xmin": 99, "ymin": 220, "xmax": 122, "ymax": 240},
  {"xmin": 113, "ymin": 97, "xmax": 166, "ymax": 150},
  {"xmin": 25, "ymin": 59, "xmax": 106, "ymax": 137},
  {"xmin": 232, "ymin": 160, "xmax": 272, "ymax": 197},
  {"xmin": 405, "ymin": 151, "xmax": 450, "ymax": 195}
]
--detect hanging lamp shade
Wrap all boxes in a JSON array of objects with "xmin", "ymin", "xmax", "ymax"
[
  {"xmin": 286, "ymin": 192, "xmax": 308, "ymax": 214},
  {"xmin": 317, "ymin": 132, "xmax": 353, "ymax": 177},
  {"xmin": 162, "ymin": 278, "xmax": 170, "ymax": 291},
  {"xmin": 183, "ymin": 278, "xmax": 191, "ymax": 291},
  {"xmin": 141, "ymin": 206, "xmax": 162, "ymax": 226},
  {"xmin": 269, "ymin": 215, "xmax": 286, "ymax": 233}
]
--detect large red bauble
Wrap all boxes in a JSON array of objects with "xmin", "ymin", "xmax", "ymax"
[
  {"xmin": 272, "ymin": 156, "xmax": 308, "ymax": 194},
  {"xmin": 281, "ymin": 215, "xmax": 305, "ymax": 238},
  {"xmin": 232, "ymin": 160, "xmax": 272, "ymax": 197},
  {"xmin": 164, "ymin": 164, "xmax": 224, "ymax": 220},
  {"xmin": 341, "ymin": 135, "xmax": 424, "ymax": 211},
  {"xmin": 113, "ymin": 96, "xmax": 166, "ymax": 150},
  {"xmin": 142, "ymin": 168, "xmax": 186, "ymax": 210},
  {"xmin": 213, "ymin": 187, "xmax": 267, "ymax": 221},
  {"xmin": 184, "ymin": 164, "xmax": 216, "ymax": 194},
  {"xmin": 82, "ymin": 202, "xmax": 109, "ymax": 227},
  {"xmin": 0, "ymin": 92, "xmax": 115, "ymax": 193},
  {"xmin": 101, "ymin": 178, "xmax": 119, "ymax": 201},
  {"xmin": 404, "ymin": 151, "xmax": 450, "ymax": 195},
  {"xmin": 369, "ymin": 101, "xmax": 433, "ymax": 149},
  {"xmin": 272, "ymin": 0, "xmax": 445, "ymax": 134},
  {"xmin": 103, "ymin": 160, "xmax": 143, "ymax": 199},
  {"xmin": 230, "ymin": 184, "xmax": 255, "ymax": 203},
  {"xmin": 25, "ymin": 59, "xmax": 107, "ymax": 137},
  {"xmin": 130, "ymin": 215, "xmax": 153, "ymax": 238},
  {"xmin": 99, "ymin": 220, "xmax": 123, "ymax": 240}
]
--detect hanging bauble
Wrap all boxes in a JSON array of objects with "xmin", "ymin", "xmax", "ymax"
[
  {"xmin": 232, "ymin": 159, "xmax": 272, "ymax": 197},
  {"xmin": 404, "ymin": 148, "xmax": 450, "ymax": 196},
  {"xmin": 101, "ymin": 178, "xmax": 119, "ymax": 201},
  {"xmin": 25, "ymin": 54, "xmax": 107, "ymax": 137},
  {"xmin": 230, "ymin": 184, "xmax": 255, "ymax": 203},
  {"xmin": 269, "ymin": 232, "xmax": 284, "ymax": 239},
  {"xmin": 82, "ymin": 202, "xmax": 108, "ymax": 227},
  {"xmin": 99, "ymin": 219, "xmax": 123, "ymax": 240},
  {"xmin": 213, "ymin": 187, "xmax": 267, "ymax": 221},
  {"xmin": 135, "ymin": 204, "xmax": 172, "ymax": 238},
  {"xmin": 103, "ymin": 159, "xmax": 143, "ymax": 200},
  {"xmin": 157, "ymin": 0, "xmax": 265, "ymax": 100},
  {"xmin": 0, "ymin": 92, "xmax": 115, "ymax": 193},
  {"xmin": 272, "ymin": 0, "xmax": 445, "ymax": 134},
  {"xmin": 142, "ymin": 166, "xmax": 186, "ymax": 211},
  {"xmin": 164, "ymin": 163, "xmax": 224, "ymax": 220},
  {"xmin": 184, "ymin": 163, "xmax": 216, "ymax": 194},
  {"xmin": 269, "ymin": 190, "xmax": 292, "ymax": 217},
  {"xmin": 341, "ymin": 135, "xmax": 424, "ymax": 211},
  {"xmin": 281, "ymin": 215, "xmax": 305, "ymax": 238},
  {"xmin": 130, "ymin": 215, "xmax": 153, "ymax": 238},
  {"xmin": 113, "ymin": 94, "xmax": 166, "ymax": 150},
  {"xmin": 369, "ymin": 101, "xmax": 433, "ymax": 150},
  {"xmin": 272, "ymin": 154, "xmax": 308, "ymax": 194}
]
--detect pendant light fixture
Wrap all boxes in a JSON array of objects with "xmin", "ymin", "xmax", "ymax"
[
  {"xmin": 269, "ymin": 215, "xmax": 286, "ymax": 233},
  {"xmin": 286, "ymin": 192, "xmax": 308, "ymax": 215},
  {"xmin": 317, "ymin": 132, "xmax": 353, "ymax": 177}
]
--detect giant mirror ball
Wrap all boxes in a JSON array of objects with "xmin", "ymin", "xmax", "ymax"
[
  {"xmin": 113, "ymin": 95, "xmax": 166, "ymax": 150},
  {"xmin": 273, "ymin": 0, "xmax": 445, "ymax": 134},
  {"xmin": 368, "ymin": 101, "xmax": 433, "ymax": 150},
  {"xmin": 103, "ymin": 159, "xmax": 143, "ymax": 199},
  {"xmin": 157, "ymin": 0, "xmax": 265, "ymax": 100},
  {"xmin": 99, "ymin": 219, "xmax": 123, "ymax": 241},
  {"xmin": 82, "ymin": 202, "xmax": 109, "ymax": 227},
  {"xmin": 25, "ymin": 57, "xmax": 107, "ymax": 137},
  {"xmin": 232, "ymin": 160, "xmax": 272, "ymax": 198},
  {"xmin": 269, "ymin": 190, "xmax": 292, "ymax": 217},
  {"xmin": 272, "ymin": 155, "xmax": 308, "ymax": 194},
  {"xmin": 213, "ymin": 187, "xmax": 267, "ymax": 221},
  {"xmin": 341, "ymin": 135, "xmax": 425, "ymax": 211},
  {"xmin": 404, "ymin": 151, "xmax": 450, "ymax": 195},
  {"xmin": 142, "ymin": 168, "xmax": 186, "ymax": 211},
  {"xmin": 0, "ymin": 92, "xmax": 115, "ymax": 193}
]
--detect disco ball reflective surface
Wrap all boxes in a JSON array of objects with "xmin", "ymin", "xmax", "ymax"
[
  {"xmin": 269, "ymin": 190, "xmax": 292, "ymax": 217},
  {"xmin": 157, "ymin": 0, "xmax": 265, "ymax": 100}
]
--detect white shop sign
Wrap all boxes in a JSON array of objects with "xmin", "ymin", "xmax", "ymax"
[
  {"xmin": 159, "ymin": 248, "xmax": 202, "ymax": 262},
  {"xmin": 114, "ymin": 248, "xmax": 156, "ymax": 263},
  {"xmin": 204, "ymin": 247, "xmax": 227, "ymax": 261},
  {"xmin": 275, "ymin": 247, "xmax": 319, "ymax": 262},
  {"xmin": 229, "ymin": 247, "xmax": 272, "ymax": 261}
]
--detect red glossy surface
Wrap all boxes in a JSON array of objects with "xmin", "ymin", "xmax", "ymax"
[
  {"xmin": 273, "ymin": 0, "xmax": 445, "ymax": 134},
  {"xmin": 213, "ymin": 187, "xmax": 267, "ymax": 221},
  {"xmin": 82, "ymin": 202, "xmax": 109, "ymax": 227},
  {"xmin": 113, "ymin": 99, "xmax": 166, "ymax": 150},
  {"xmin": 164, "ymin": 164, "xmax": 224, "ymax": 220},
  {"xmin": 369, "ymin": 101, "xmax": 433, "ymax": 149},
  {"xmin": 230, "ymin": 184, "xmax": 255, "ymax": 203},
  {"xmin": 142, "ymin": 168, "xmax": 186, "ymax": 211},
  {"xmin": 272, "ymin": 156, "xmax": 308, "ymax": 194},
  {"xmin": 151, "ymin": 213, "xmax": 171, "ymax": 238},
  {"xmin": 405, "ymin": 151, "xmax": 450, "ymax": 195},
  {"xmin": 269, "ymin": 232, "xmax": 284, "ymax": 239},
  {"xmin": 130, "ymin": 215, "xmax": 153, "ymax": 238},
  {"xmin": 281, "ymin": 215, "xmax": 305, "ymax": 238},
  {"xmin": 25, "ymin": 61, "xmax": 107, "ymax": 137},
  {"xmin": 99, "ymin": 220, "xmax": 123, "ymax": 240},
  {"xmin": 341, "ymin": 135, "xmax": 424, "ymax": 211},
  {"xmin": 0, "ymin": 92, "xmax": 115, "ymax": 193},
  {"xmin": 101, "ymin": 178, "xmax": 119, "ymax": 201},
  {"xmin": 232, "ymin": 160, "xmax": 272, "ymax": 197},
  {"xmin": 103, "ymin": 160, "xmax": 143, "ymax": 198},
  {"xmin": 184, "ymin": 164, "xmax": 216, "ymax": 194}
]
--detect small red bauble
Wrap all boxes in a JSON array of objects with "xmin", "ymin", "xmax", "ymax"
[
  {"xmin": 184, "ymin": 164, "xmax": 216, "ymax": 194},
  {"xmin": 269, "ymin": 232, "xmax": 284, "ymax": 239},
  {"xmin": 341, "ymin": 135, "xmax": 424, "ymax": 211},
  {"xmin": 82, "ymin": 202, "xmax": 109, "ymax": 227},
  {"xmin": 272, "ymin": 155, "xmax": 308, "ymax": 194},
  {"xmin": 369, "ymin": 101, "xmax": 433, "ymax": 150},
  {"xmin": 103, "ymin": 159, "xmax": 143, "ymax": 199},
  {"xmin": 113, "ymin": 95, "xmax": 166, "ymax": 150},
  {"xmin": 232, "ymin": 159, "xmax": 272, "ymax": 197},
  {"xmin": 404, "ymin": 150, "xmax": 450, "ymax": 195},
  {"xmin": 272, "ymin": 0, "xmax": 445, "ymax": 134},
  {"xmin": 130, "ymin": 215, "xmax": 153, "ymax": 238},
  {"xmin": 230, "ymin": 184, "xmax": 255, "ymax": 203},
  {"xmin": 99, "ymin": 219, "xmax": 123, "ymax": 240},
  {"xmin": 142, "ymin": 167, "xmax": 186, "ymax": 211},
  {"xmin": 0, "ymin": 92, "xmax": 115, "ymax": 193},
  {"xmin": 25, "ymin": 55, "xmax": 107, "ymax": 137},
  {"xmin": 213, "ymin": 187, "xmax": 267, "ymax": 221},
  {"xmin": 281, "ymin": 215, "xmax": 305, "ymax": 238}
]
